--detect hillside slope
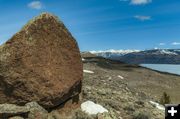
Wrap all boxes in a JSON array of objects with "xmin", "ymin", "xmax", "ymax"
[{"xmin": 81, "ymin": 55, "xmax": 180, "ymax": 119}]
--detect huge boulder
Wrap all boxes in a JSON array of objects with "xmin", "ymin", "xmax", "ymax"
[{"xmin": 0, "ymin": 13, "xmax": 83, "ymax": 108}]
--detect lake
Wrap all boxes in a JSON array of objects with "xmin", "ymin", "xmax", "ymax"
[{"xmin": 141, "ymin": 64, "xmax": 180, "ymax": 75}]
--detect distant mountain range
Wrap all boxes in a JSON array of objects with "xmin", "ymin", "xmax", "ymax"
[{"xmin": 90, "ymin": 49, "xmax": 180, "ymax": 64}]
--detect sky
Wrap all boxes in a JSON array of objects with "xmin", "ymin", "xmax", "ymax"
[{"xmin": 0, "ymin": 0, "xmax": 180, "ymax": 51}]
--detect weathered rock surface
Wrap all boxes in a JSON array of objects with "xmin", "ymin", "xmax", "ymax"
[
  {"xmin": 9, "ymin": 116, "xmax": 24, "ymax": 119},
  {"xmin": 0, "ymin": 13, "xmax": 83, "ymax": 108},
  {"xmin": 0, "ymin": 102, "xmax": 48, "ymax": 118},
  {"xmin": 0, "ymin": 104, "xmax": 29, "ymax": 118},
  {"xmin": 26, "ymin": 102, "xmax": 48, "ymax": 119}
]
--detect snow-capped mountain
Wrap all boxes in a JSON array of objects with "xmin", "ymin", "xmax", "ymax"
[
  {"xmin": 90, "ymin": 49, "xmax": 140, "ymax": 58},
  {"xmin": 151, "ymin": 49, "xmax": 178, "ymax": 55},
  {"xmin": 90, "ymin": 49, "xmax": 180, "ymax": 64}
]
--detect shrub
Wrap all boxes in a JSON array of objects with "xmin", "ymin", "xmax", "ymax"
[
  {"xmin": 160, "ymin": 92, "xmax": 171, "ymax": 105},
  {"xmin": 74, "ymin": 109, "xmax": 96, "ymax": 119},
  {"xmin": 132, "ymin": 112, "xmax": 150, "ymax": 119}
]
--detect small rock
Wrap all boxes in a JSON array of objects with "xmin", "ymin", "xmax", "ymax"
[
  {"xmin": 9, "ymin": 116, "xmax": 24, "ymax": 119},
  {"xmin": 97, "ymin": 90, "xmax": 106, "ymax": 95},
  {"xmin": 49, "ymin": 110, "xmax": 61, "ymax": 119},
  {"xmin": 25, "ymin": 102, "xmax": 48, "ymax": 119},
  {"xmin": 0, "ymin": 104, "xmax": 29, "ymax": 118},
  {"xmin": 97, "ymin": 111, "xmax": 117, "ymax": 119},
  {"xmin": 26, "ymin": 102, "xmax": 47, "ymax": 113}
]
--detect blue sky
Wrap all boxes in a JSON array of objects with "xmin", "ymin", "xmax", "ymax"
[{"xmin": 0, "ymin": 0, "xmax": 180, "ymax": 51}]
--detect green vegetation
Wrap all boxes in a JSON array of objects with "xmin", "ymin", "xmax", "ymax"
[
  {"xmin": 74, "ymin": 109, "xmax": 95, "ymax": 119},
  {"xmin": 160, "ymin": 92, "xmax": 171, "ymax": 105},
  {"xmin": 132, "ymin": 112, "xmax": 150, "ymax": 119}
]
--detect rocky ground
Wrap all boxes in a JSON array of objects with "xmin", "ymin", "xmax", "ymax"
[{"xmin": 80, "ymin": 55, "xmax": 180, "ymax": 119}]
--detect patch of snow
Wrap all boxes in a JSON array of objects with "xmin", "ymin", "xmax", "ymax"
[
  {"xmin": 83, "ymin": 70, "xmax": 94, "ymax": 74},
  {"xmin": 108, "ymin": 77, "xmax": 112, "ymax": 80},
  {"xmin": 152, "ymin": 49, "xmax": 178, "ymax": 55},
  {"xmin": 160, "ymin": 50, "xmax": 178, "ymax": 55},
  {"xmin": 81, "ymin": 101, "xmax": 108, "ymax": 115},
  {"xmin": 118, "ymin": 75, "xmax": 124, "ymax": 79},
  {"xmin": 149, "ymin": 101, "xmax": 165, "ymax": 111},
  {"xmin": 82, "ymin": 58, "xmax": 85, "ymax": 61}
]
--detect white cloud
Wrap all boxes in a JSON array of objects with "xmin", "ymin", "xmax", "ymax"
[
  {"xmin": 134, "ymin": 15, "xmax": 151, "ymax": 21},
  {"xmin": 131, "ymin": 0, "xmax": 152, "ymax": 5},
  {"xmin": 171, "ymin": 42, "xmax": 180, "ymax": 45},
  {"xmin": 28, "ymin": 1, "xmax": 43, "ymax": 10},
  {"xmin": 159, "ymin": 43, "xmax": 166, "ymax": 46}
]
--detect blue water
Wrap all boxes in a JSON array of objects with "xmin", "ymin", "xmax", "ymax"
[{"xmin": 141, "ymin": 64, "xmax": 180, "ymax": 75}]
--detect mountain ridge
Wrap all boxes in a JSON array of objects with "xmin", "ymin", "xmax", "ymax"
[{"xmin": 90, "ymin": 49, "xmax": 180, "ymax": 64}]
